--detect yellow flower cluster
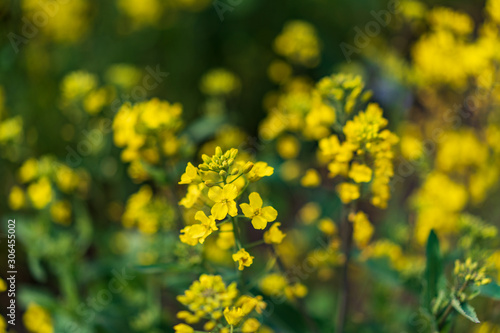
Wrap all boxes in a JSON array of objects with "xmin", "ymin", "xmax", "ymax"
[
  {"xmin": 122, "ymin": 185, "xmax": 176, "ymax": 234},
  {"xmin": 113, "ymin": 98, "xmax": 184, "ymax": 182},
  {"xmin": 200, "ymin": 69, "xmax": 241, "ymax": 96},
  {"xmin": 23, "ymin": 303, "xmax": 53, "ymax": 333},
  {"xmin": 412, "ymin": 1, "xmax": 500, "ymax": 88},
  {"xmin": 22, "ymin": 0, "xmax": 89, "ymax": 43},
  {"xmin": 9, "ymin": 157, "xmax": 89, "ymax": 226},
  {"xmin": 174, "ymin": 274, "xmax": 266, "ymax": 333},
  {"xmin": 454, "ymin": 258, "xmax": 492, "ymax": 287},
  {"xmin": 178, "ymin": 146, "xmax": 285, "ymax": 271},
  {"xmin": 259, "ymin": 273, "xmax": 308, "ymax": 301},
  {"xmin": 273, "ymin": 20, "xmax": 321, "ymax": 67},
  {"xmin": 412, "ymin": 129, "xmax": 499, "ymax": 244},
  {"xmin": 361, "ymin": 240, "xmax": 425, "ymax": 274},
  {"xmin": 319, "ymin": 103, "xmax": 398, "ymax": 208},
  {"xmin": 60, "ymin": 70, "xmax": 113, "ymax": 115},
  {"xmin": 117, "ymin": 0, "xmax": 211, "ymax": 28}
]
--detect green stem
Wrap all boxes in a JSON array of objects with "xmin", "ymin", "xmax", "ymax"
[
  {"xmin": 228, "ymin": 172, "xmax": 245, "ymax": 184},
  {"xmin": 231, "ymin": 216, "xmax": 242, "ymax": 250},
  {"xmin": 335, "ymin": 202, "xmax": 356, "ymax": 333},
  {"xmin": 244, "ymin": 239, "xmax": 265, "ymax": 249}
]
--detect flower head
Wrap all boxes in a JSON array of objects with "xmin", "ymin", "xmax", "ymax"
[
  {"xmin": 240, "ymin": 192, "xmax": 278, "ymax": 229},
  {"xmin": 264, "ymin": 222, "xmax": 286, "ymax": 244},
  {"xmin": 232, "ymin": 248, "xmax": 254, "ymax": 270},
  {"xmin": 223, "ymin": 307, "xmax": 244, "ymax": 326},
  {"xmin": 179, "ymin": 211, "xmax": 218, "ymax": 246},
  {"xmin": 208, "ymin": 184, "xmax": 239, "ymax": 220},
  {"xmin": 247, "ymin": 162, "xmax": 274, "ymax": 182}
]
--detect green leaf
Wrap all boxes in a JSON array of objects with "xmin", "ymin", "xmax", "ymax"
[
  {"xmin": 27, "ymin": 253, "xmax": 46, "ymax": 282},
  {"xmin": 479, "ymin": 282, "xmax": 500, "ymax": 300},
  {"xmin": 451, "ymin": 296, "xmax": 480, "ymax": 323},
  {"xmin": 425, "ymin": 230, "xmax": 443, "ymax": 310}
]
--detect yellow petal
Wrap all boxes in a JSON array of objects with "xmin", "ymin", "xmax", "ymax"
[
  {"xmin": 211, "ymin": 202, "xmax": 228, "ymax": 220},
  {"xmin": 240, "ymin": 203, "xmax": 255, "ymax": 218},
  {"xmin": 261, "ymin": 206, "xmax": 278, "ymax": 222},
  {"xmin": 248, "ymin": 192, "xmax": 263, "ymax": 209},
  {"xmin": 208, "ymin": 186, "xmax": 223, "ymax": 202},
  {"xmin": 251, "ymin": 215, "xmax": 268, "ymax": 229},
  {"xmin": 223, "ymin": 183, "xmax": 238, "ymax": 200}
]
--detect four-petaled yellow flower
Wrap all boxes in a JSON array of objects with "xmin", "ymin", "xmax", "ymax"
[
  {"xmin": 232, "ymin": 248, "xmax": 254, "ymax": 270},
  {"xmin": 264, "ymin": 222, "xmax": 286, "ymax": 244},
  {"xmin": 208, "ymin": 184, "xmax": 239, "ymax": 220},
  {"xmin": 179, "ymin": 211, "xmax": 218, "ymax": 245},
  {"xmin": 240, "ymin": 192, "xmax": 278, "ymax": 229}
]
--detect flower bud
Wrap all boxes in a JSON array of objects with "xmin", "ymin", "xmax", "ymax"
[
  {"xmin": 215, "ymin": 146, "xmax": 223, "ymax": 157},
  {"xmin": 242, "ymin": 162, "xmax": 254, "ymax": 173}
]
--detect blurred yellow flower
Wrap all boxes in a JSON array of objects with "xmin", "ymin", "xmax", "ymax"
[
  {"xmin": 301, "ymin": 168, "xmax": 321, "ymax": 187},
  {"xmin": 27, "ymin": 177, "xmax": 52, "ymax": 209},
  {"xmin": 50, "ymin": 200, "xmax": 72, "ymax": 226},
  {"xmin": 264, "ymin": 222, "xmax": 286, "ymax": 244},
  {"xmin": 336, "ymin": 182, "xmax": 360, "ymax": 204},
  {"xmin": 8, "ymin": 186, "xmax": 25, "ymax": 210},
  {"xmin": 200, "ymin": 68, "xmax": 240, "ymax": 96}
]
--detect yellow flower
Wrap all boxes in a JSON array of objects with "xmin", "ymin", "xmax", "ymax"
[
  {"xmin": 349, "ymin": 211, "xmax": 374, "ymax": 248},
  {"xmin": 179, "ymin": 162, "xmax": 199, "ymax": 184},
  {"xmin": 318, "ymin": 135, "xmax": 341, "ymax": 160},
  {"xmin": 273, "ymin": 20, "xmax": 321, "ymax": 67},
  {"xmin": 232, "ymin": 248, "xmax": 254, "ymax": 270},
  {"xmin": 240, "ymin": 192, "xmax": 278, "ymax": 229},
  {"xmin": 8, "ymin": 186, "xmax": 25, "ymax": 210},
  {"xmin": 242, "ymin": 318, "xmax": 261, "ymax": 333},
  {"xmin": 224, "ymin": 307, "xmax": 244, "ymax": 326},
  {"xmin": 0, "ymin": 278, "xmax": 6, "ymax": 292},
  {"xmin": 173, "ymin": 323, "xmax": 194, "ymax": 333},
  {"xmin": 61, "ymin": 70, "xmax": 97, "ymax": 102},
  {"xmin": 23, "ymin": 303, "xmax": 53, "ymax": 333},
  {"xmin": 336, "ymin": 183, "xmax": 360, "ymax": 204},
  {"xmin": 318, "ymin": 218, "xmax": 337, "ymax": 235},
  {"xmin": 276, "ymin": 135, "xmax": 300, "ymax": 159},
  {"xmin": 299, "ymin": 202, "xmax": 321, "ymax": 224},
  {"xmin": 208, "ymin": 184, "xmax": 239, "ymax": 220},
  {"xmin": 236, "ymin": 295, "xmax": 266, "ymax": 315},
  {"xmin": 27, "ymin": 177, "xmax": 52, "ymax": 209},
  {"xmin": 247, "ymin": 162, "xmax": 274, "ymax": 182},
  {"xmin": 216, "ymin": 223, "xmax": 235, "ymax": 250},
  {"xmin": 264, "ymin": 222, "xmax": 286, "ymax": 244},
  {"xmin": 50, "ymin": 201, "xmax": 72, "ymax": 226},
  {"xmin": 300, "ymin": 169, "xmax": 321, "ymax": 187},
  {"xmin": 259, "ymin": 273, "xmax": 288, "ymax": 297},
  {"xmin": 19, "ymin": 158, "xmax": 38, "ymax": 183},
  {"xmin": 348, "ymin": 163, "xmax": 372, "ymax": 183},
  {"xmin": 200, "ymin": 68, "xmax": 240, "ymax": 96},
  {"xmin": 179, "ymin": 211, "xmax": 218, "ymax": 246},
  {"xmin": 177, "ymin": 275, "xmax": 238, "ymax": 324}
]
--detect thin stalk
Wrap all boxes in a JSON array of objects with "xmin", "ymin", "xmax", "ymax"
[{"xmin": 335, "ymin": 202, "xmax": 355, "ymax": 333}]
